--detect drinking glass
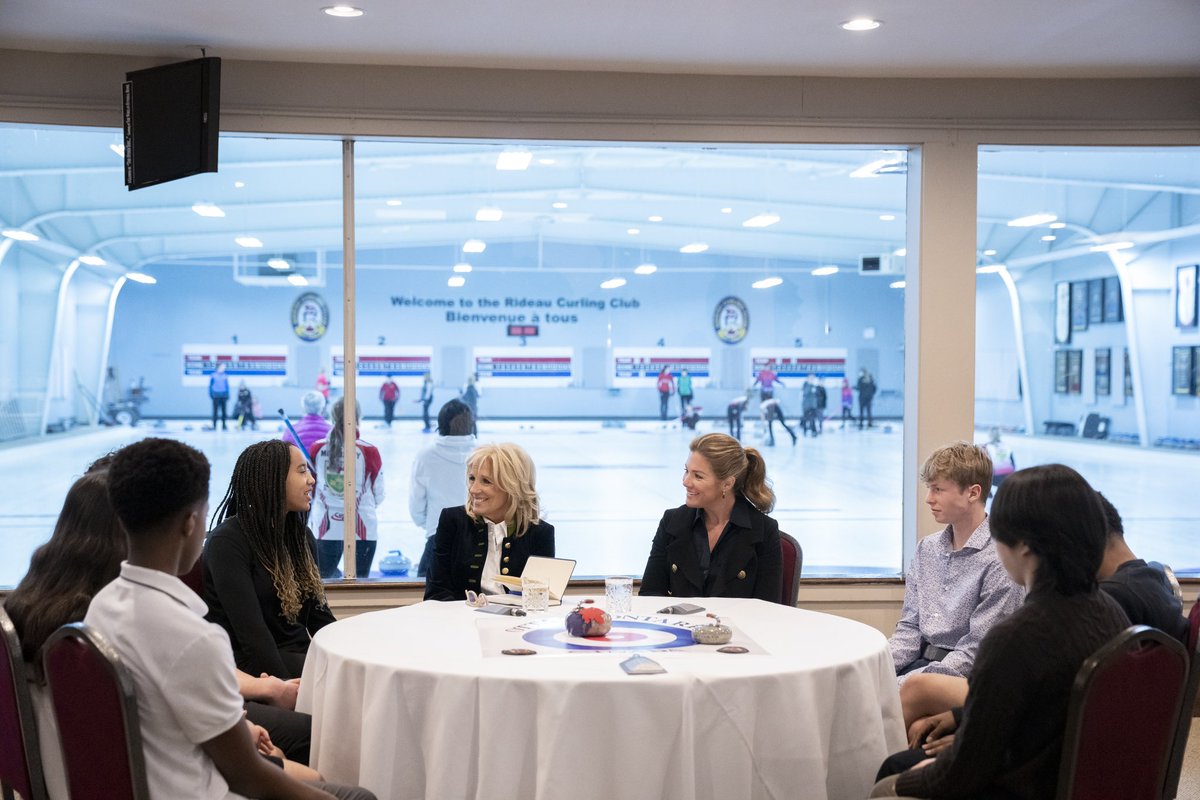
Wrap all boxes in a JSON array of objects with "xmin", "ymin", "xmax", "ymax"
[
  {"xmin": 605, "ymin": 576, "xmax": 633, "ymax": 616},
  {"xmin": 521, "ymin": 576, "xmax": 550, "ymax": 613}
]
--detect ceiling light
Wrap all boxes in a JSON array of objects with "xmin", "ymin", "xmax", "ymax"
[
  {"xmin": 879, "ymin": 214, "xmax": 896, "ymax": 221},
  {"xmin": 109, "ymin": 144, "xmax": 125, "ymax": 158},
  {"xmin": 1007, "ymin": 213, "xmax": 1058, "ymax": 227},
  {"xmin": 235, "ymin": 236, "xmax": 263, "ymax": 248},
  {"xmin": 976, "ymin": 264, "xmax": 1005, "ymax": 274},
  {"xmin": 720, "ymin": 207, "xmax": 733, "ymax": 214},
  {"xmin": 893, "ymin": 248, "xmax": 907, "ymax": 257},
  {"xmin": 386, "ymin": 199, "xmax": 403, "ymax": 206},
  {"xmin": 287, "ymin": 274, "xmax": 309, "ymax": 286},
  {"xmin": 812, "ymin": 266, "xmax": 839, "ymax": 276},
  {"xmin": 983, "ymin": 249, "xmax": 998, "ymax": 256},
  {"xmin": 648, "ymin": 215, "xmax": 663, "ymax": 222},
  {"xmin": 1049, "ymin": 221, "xmax": 1066, "ymax": 229},
  {"xmin": 1041, "ymin": 235, "xmax": 1057, "ymax": 242},
  {"xmin": 475, "ymin": 207, "xmax": 503, "ymax": 222},
  {"xmin": 552, "ymin": 202, "xmax": 568, "ymax": 209},
  {"xmin": 890, "ymin": 280, "xmax": 906, "ymax": 289},
  {"xmin": 752, "ymin": 277, "xmax": 783, "ymax": 289},
  {"xmin": 496, "ymin": 150, "xmax": 533, "ymax": 171},
  {"xmin": 448, "ymin": 276, "xmax": 466, "ymax": 288},
  {"xmin": 323, "ymin": 5, "xmax": 364, "ymax": 17},
  {"xmin": 234, "ymin": 181, "xmax": 245, "ymax": 189},
  {"xmin": 124, "ymin": 272, "xmax": 156, "ymax": 284},
  {"xmin": 841, "ymin": 17, "xmax": 881, "ymax": 31},
  {"xmin": 627, "ymin": 228, "xmax": 641, "ymax": 235},
  {"xmin": 600, "ymin": 277, "xmax": 627, "ymax": 290},
  {"xmin": 1, "ymin": 229, "xmax": 39, "ymax": 242},
  {"xmin": 453, "ymin": 262, "xmax": 473, "ymax": 273},
  {"xmin": 538, "ymin": 158, "xmax": 556, "ymax": 165},
  {"xmin": 1091, "ymin": 241, "xmax": 1136, "ymax": 253},
  {"xmin": 192, "ymin": 203, "xmax": 225, "ymax": 218},
  {"xmin": 463, "ymin": 239, "xmax": 487, "ymax": 253},
  {"xmin": 79, "ymin": 255, "xmax": 107, "ymax": 266},
  {"xmin": 634, "ymin": 263, "xmax": 657, "ymax": 275},
  {"xmin": 743, "ymin": 213, "xmax": 781, "ymax": 228},
  {"xmin": 680, "ymin": 242, "xmax": 709, "ymax": 254},
  {"xmin": 267, "ymin": 258, "xmax": 291, "ymax": 271}
]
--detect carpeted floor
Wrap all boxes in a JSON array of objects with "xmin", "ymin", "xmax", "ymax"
[{"xmin": 1178, "ymin": 718, "xmax": 1200, "ymax": 799}]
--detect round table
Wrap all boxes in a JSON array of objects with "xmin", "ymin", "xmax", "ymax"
[{"xmin": 299, "ymin": 596, "xmax": 905, "ymax": 800}]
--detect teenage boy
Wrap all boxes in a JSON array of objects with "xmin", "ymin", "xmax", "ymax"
[
  {"xmin": 889, "ymin": 442, "xmax": 1023, "ymax": 687},
  {"xmin": 88, "ymin": 437, "xmax": 374, "ymax": 800}
]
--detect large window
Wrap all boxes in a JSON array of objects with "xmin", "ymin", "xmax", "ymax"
[{"xmin": 975, "ymin": 146, "xmax": 1200, "ymax": 574}]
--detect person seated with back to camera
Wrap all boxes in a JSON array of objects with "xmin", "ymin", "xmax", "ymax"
[
  {"xmin": 424, "ymin": 442, "xmax": 555, "ymax": 601},
  {"xmin": 869, "ymin": 465, "xmax": 1130, "ymax": 800},
  {"xmin": 204, "ymin": 439, "xmax": 336, "ymax": 681},
  {"xmin": 85, "ymin": 438, "xmax": 376, "ymax": 800},
  {"xmin": 282, "ymin": 390, "xmax": 332, "ymax": 454},
  {"xmin": 639, "ymin": 432, "xmax": 783, "ymax": 602},
  {"xmin": 409, "ymin": 400, "xmax": 476, "ymax": 578}
]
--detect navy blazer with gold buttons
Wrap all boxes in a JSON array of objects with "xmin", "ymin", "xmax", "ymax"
[
  {"xmin": 639, "ymin": 497, "xmax": 783, "ymax": 603},
  {"xmin": 423, "ymin": 505, "xmax": 555, "ymax": 601}
]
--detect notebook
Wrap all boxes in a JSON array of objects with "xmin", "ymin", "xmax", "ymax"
[{"xmin": 487, "ymin": 556, "xmax": 577, "ymax": 606}]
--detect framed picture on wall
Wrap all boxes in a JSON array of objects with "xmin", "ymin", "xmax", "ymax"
[
  {"xmin": 1103, "ymin": 276, "xmax": 1123, "ymax": 322},
  {"xmin": 1054, "ymin": 350, "xmax": 1069, "ymax": 394},
  {"xmin": 1088, "ymin": 279, "xmax": 1104, "ymax": 324},
  {"xmin": 1124, "ymin": 348, "xmax": 1134, "ymax": 398},
  {"xmin": 1055, "ymin": 282, "xmax": 1072, "ymax": 344},
  {"xmin": 1071, "ymin": 282, "xmax": 1090, "ymax": 332},
  {"xmin": 1178, "ymin": 264, "xmax": 1198, "ymax": 328},
  {"xmin": 1173, "ymin": 346, "xmax": 1195, "ymax": 395},
  {"xmin": 1067, "ymin": 349, "xmax": 1083, "ymax": 394},
  {"xmin": 1095, "ymin": 348, "xmax": 1111, "ymax": 396}
]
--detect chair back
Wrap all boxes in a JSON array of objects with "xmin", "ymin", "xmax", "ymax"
[
  {"xmin": 1058, "ymin": 625, "xmax": 1188, "ymax": 800},
  {"xmin": 43, "ymin": 623, "xmax": 150, "ymax": 800},
  {"xmin": 1162, "ymin": 596, "xmax": 1200, "ymax": 799},
  {"xmin": 0, "ymin": 605, "xmax": 47, "ymax": 800},
  {"xmin": 179, "ymin": 551, "xmax": 204, "ymax": 598},
  {"xmin": 779, "ymin": 531, "xmax": 803, "ymax": 607}
]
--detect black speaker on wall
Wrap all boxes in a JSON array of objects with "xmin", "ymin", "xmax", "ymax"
[{"xmin": 123, "ymin": 57, "xmax": 221, "ymax": 191}]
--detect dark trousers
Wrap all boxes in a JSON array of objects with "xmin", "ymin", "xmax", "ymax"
[
  {"xmin": 382, "ymin": 400, "xmax": 396, "ymax": 426},
  {"xmin": 766, "ymin": 411, "xmax": 797, "ymax": 445},
  {"xmin": 801, "ymin": 408, "xmax": 820, "ymax": 436},
  {"xmin": 728, "ymin": 407, "xmax": 743, "ymax": 440},
  {"xmin": 417, "ymin": 536, "xmax": 436, "ymax": 577},
  {"xmin": 316, "ymin": 538, "xmax": 378, "ymax": 579},
  {"xmin": 680, "ymin": 393, "xmax": 693, "ymax": 416},
  {"xmin": 841, "ymin": 405, "xmax": 853, "ymax": 425},
  {"xmin": 421, "ymin": 399, "xmax": 433, "ymax": 430},
  {"xmin": 659, "ymin": 391, "xmax": 670, "ymax": 420},
  {"xmin": 244, "ymin": 701, "xmax": 312, "ymax": 764},
  {"xmin": 859, "ymin": 400, "xmax": 874, "ymax": 427},
  {"xmin": 211, "ymin": 396, "xmax": 228, "ymax": 429}
]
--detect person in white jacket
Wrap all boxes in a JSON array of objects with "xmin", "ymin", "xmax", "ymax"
[{"xmin": 409, "ymin": 400, "xmax": 476, "ymax": 576}]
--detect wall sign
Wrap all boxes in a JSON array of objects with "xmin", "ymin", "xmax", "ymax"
[
  {"xmin": 713, "ymin": 296, "xmax": 749, "ymax": 344},
  {"xmin": 181, "ymin": 344, "xmax": 289, "ymax": 387},
  {"xmin": 611, "ymin": 348, "xmax": 712, "ymax": 388},
  {"xmin": 473, "ymin": 347, "xmax": 574, "ymax": 387},
  {"xmin": 291, "ymin": 292, "xmax": 329, "ymax": 341},
  {"xmin": 749, "ymin": 348, "xmax": 847, "ymax": 383},
  {"xmin": 330, "ymin": 346, "xmax": 432, "ymax": 388}
]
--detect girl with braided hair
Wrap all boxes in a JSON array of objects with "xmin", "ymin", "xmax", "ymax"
[{"xmin": 204, "ymin": 439, "xmax": 336, "ymax": 679}]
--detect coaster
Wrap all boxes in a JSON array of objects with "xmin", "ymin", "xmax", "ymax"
[
  {"xmin": 717, "ymin": 645, "xmax": 749, "ymax": 654},
  {"xmin": 502, "ymin": 648, "xmax": 537, "ymax": 656}
]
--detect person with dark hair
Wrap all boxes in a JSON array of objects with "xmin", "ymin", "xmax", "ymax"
[
  {"xmin": 409, "ymin": 399, "xmax": 475, "ymax": 577},
  {"xmin": 234, "ymin": 380, "xmax": 258, "ymax": 430},
  {"xmin": 656, "ymin": 366, "xmax": 675, "ymax": 420},
  {"xmin": 639, "ymin": 433, "xmax": 783, "ymax": 602},
  {"xmin": 424, "ymin": 442, "xmax": 555, "ymax": 601},
  {"xmin": 678, "ymin": 368, "xmax": 694, "ymax": 416},
  {"xmin": 856, "ymin": 367, "xmax": 877, "ymax": 428},
  {"xmin": 378, "ymin": 374, "xmax": 399, "ymax": 428},
  {"xmin": 86, "ymin": 438, "xmax": 372, "ymax": 800},
  {"xmin": 416, "ymin": 371, "xmax": 435, "ymax": 432},
  {"xmin": 205, "ymin": 439, "xmax": 336, "ymax": 680},
  {"xmin": 753, "ymin": 365, "xmax": 784, "ymax": 402},
  {"xmin": 209, "ymin": 362, "xmax": 230, "ymax": 431},
  {"xmin": 308, "ymin": 398, "xmax": 385, "ymax": 579},
  {"xmin": 871, "ymin": 464, "xmax": 1130, "ymax": 799}
]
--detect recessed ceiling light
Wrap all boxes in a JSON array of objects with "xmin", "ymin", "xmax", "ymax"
[
  {"xmin": 841, "ymin": 18, "xmax": 881, "ymax": 31},
  {"xmin": 648, "ymin": 215, "xmax": 663, "ymax": 222},
  {"xmin": 879, "ymin": 214, "xmax": 896, "ymax": 221},
  {"xmin": 1007, "ymin": 212, "xmax": 1057, "ymax": 227},
  {"xmin": 124, "ymin": 272, "xmax": 156, "ymax": 284},
  {"xmin": 752, "ymin": 277, "xmax": 783, "ymax": 289},
  {"xmin": 552, "ymin": 202, "xmax": 568, "ymax": 209},
  {"xmin": 1049, "ymin": 221, "xmax": 1066, "ymax": 229},
  {"xmin": 448, "ymin": 275, "xmax": 466, "ymax": 288},
  {"xmin": 386, "ymin": 199, "xmax": 403, "ymax": 206},
  {"xmin": 680, "ymin": 242, "xmax": 709, "ymax": 254},
  {"xmin": 627, "ymin": 228, "xmax": 640, "ymax": 235},
  {"xmin": 109, "ymin": 144, "xmax": 125, "ymax": 158},
  {"xmin": 600, "ymin": 277, "xmax": 627, "ymax": 290},
  {"xmin": 1091, "ymin": 241, "xmax": 1136, "ymax": 253},
  {"xmin": 79, "ymin": 255, "xmax": 107, "ymax": 266},
  {"xmin": 743, "ymin": 213, "xmax": 781, "ymax": 228},
  {"xmin": 463, "ymin": 239, "xmax": 486, "ymax": 253},
  {"xmin": 287, "ymin": 274, "xmax": 309, "ymax": 286},
  {"xmin": 453, "ymin": 262, "xmax": 473, "ymax": 273},
  {"xmin": 983, "ymin": 249, "xmax": 998, "ymax": 256},
  {"xmin": 720, "ymin": 207, "xmax": 733, "ymax": 214},
  {"xmin": 812, "ymin": 266, "xmax": 839, "ymax": 276},
  {"xmin": 2, "ymin": 229, "xmax": 39, "ymax": 242},
  {"xmin": 235, "ymin": 236, "xmax": 263, "ymax": 248},
  {"xmin": 634, "ymin": 263, "xmax": 657, "ymax": 275},
  {"xmin": 893, "ymin": 248, "xmax": 907, "ymax": 257},
  {"xmin": 267, "ymin": 258, "xmax": 291, "ymax": 271},
  {"xmin": 537, "ymin": 158, "xmax": 556, "ymax": 165},
  {"xmin": 496, "ymin": 150, "xmax": 533, "ymax": 171},
  {"xmin": 976, "ymin": 265, "xmax": 1005, "ymax": 274},
  {"xmin": 323, "ymin": 5, "xmax": 364, "ymax": 17},
  {"xmin": 475, "ymin": 207, "xmax": 503, "ymax": 222},
  {"xmin": 1041, "ymin": 235, "xmax": 1057, "ymax": 242},
  {"xmin": 191, "ymin": 203, "xmax": 225, "ymax": 218},
  {"xmin": 234, "ymin": 181, "xmax": 245, "ymax": 189},
  {"xmin": 890, "ymin": 280, "xmax": 906, "ymax": 289}
]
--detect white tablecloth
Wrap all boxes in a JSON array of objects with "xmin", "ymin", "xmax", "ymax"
[{"xmin": 299, "ymin": 596, "xmax": 905, "ymax": 800}]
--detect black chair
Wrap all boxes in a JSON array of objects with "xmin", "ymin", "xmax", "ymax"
[
  {"xmin": 43, "ymin": 623, "xmax": 151, "ymax": 800},
  {"xmin": 779, "ymin": 531, "xmax": 803, "ymax": 607},
  {"xmin": 0, "ymin": 605, "xmax": 47, "ymax": 800},
  {"xmin": 1162, "ymin": 596, "xmax": 1200, "ymax": 799},
  {"xmin": 1058, "ymin": 625, "xmax": 1188, "ymax": 800}
]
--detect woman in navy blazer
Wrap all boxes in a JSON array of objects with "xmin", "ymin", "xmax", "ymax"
[
  {"xmin": 424, "ymin": 442, "xmax": 554, "ymax": 601},
  {"xmin": 640, "ymin": 433, "xmax": 783, "ymax": 603}
]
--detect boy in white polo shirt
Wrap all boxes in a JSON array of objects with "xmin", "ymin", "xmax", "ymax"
[{"xmin": 86, "ymin": 438, "xmax": 371, "ymax": 800}]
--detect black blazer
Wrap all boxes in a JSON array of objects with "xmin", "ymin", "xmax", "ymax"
[
  {"xmin": 639, "ymin": 498, "xmax": 783, "ymax": 603},
  {"xmin": 424, "ymin": 506, "xmax": 556, "ymax": 601}
]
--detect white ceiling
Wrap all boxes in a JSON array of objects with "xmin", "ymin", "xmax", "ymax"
[{"xmin": 1, "ymin": 0, "xmax": 1198, "ymax": 78}]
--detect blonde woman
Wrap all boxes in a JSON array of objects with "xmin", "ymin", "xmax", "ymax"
[{"xmin": 424, "ymin": 442, "xmax": 554, "ymax": 601}]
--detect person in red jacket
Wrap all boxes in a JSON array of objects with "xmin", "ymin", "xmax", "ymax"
[{"xmin": 379, "ymin": 374, "xmax": 400, "ymax": 428}]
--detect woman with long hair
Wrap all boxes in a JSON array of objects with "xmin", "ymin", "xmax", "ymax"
[
  {"xmin": 204, "ymin": 439, "xmax": 335, "ymax": 679},
  {"xmin": 424, "ymin": 442, "xmax": 554, "ymax": 601},
  {"xmin": 308, "ymin": 397, "xmax": 385, "ymax": 579},
  {"xmin": 639, "ymin": 432, "xmax": 783, "ymax": 602}
]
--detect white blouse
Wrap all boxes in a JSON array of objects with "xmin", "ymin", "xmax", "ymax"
[{"xmin": 479, "ymin": 518, "xmax": 508, "ymax": 595}]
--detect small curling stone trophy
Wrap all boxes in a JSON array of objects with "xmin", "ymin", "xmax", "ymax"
[{"xmin": 690, "ymin": 612, "xmax": 733, "ymax": 645}]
